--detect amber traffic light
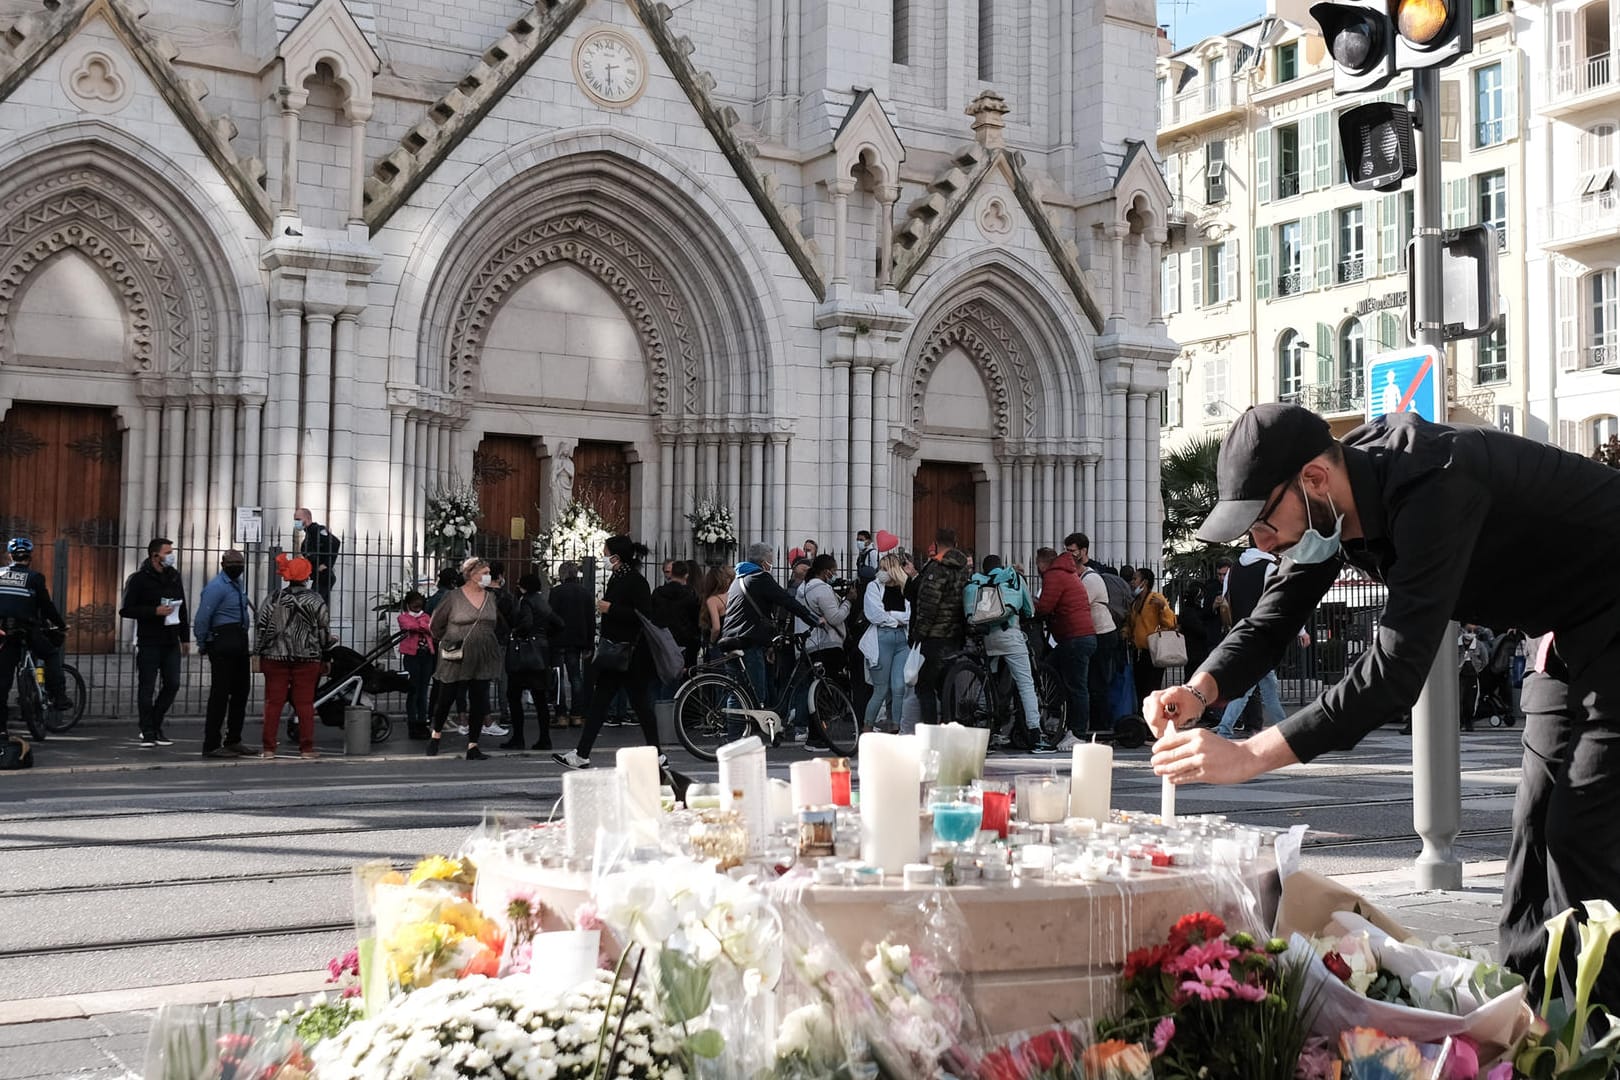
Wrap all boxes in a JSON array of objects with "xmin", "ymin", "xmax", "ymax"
[{"xmin": 1393, "ymin": 0, "xmax": 1472, "ymax": 69}]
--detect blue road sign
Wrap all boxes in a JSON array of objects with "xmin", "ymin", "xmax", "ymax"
[{"xmin": 1366, "ymin": 346, "xmax": 1444, "ymax": 423}]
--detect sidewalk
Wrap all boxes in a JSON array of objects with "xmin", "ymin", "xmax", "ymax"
[{"xmin": 1334, "ymin": 861, "xmax": 1507, "ymax": 953}]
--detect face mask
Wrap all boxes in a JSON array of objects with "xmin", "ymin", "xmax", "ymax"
[
  {"xmin": 1280, "ymin": 479, "xmax": 1344, "ymax": 565},
  {"xmin": 224, "ymin": 565, "xmax": 245, "ymax": 580},
  {"xmin": 162, "ymin": 552, "xmax": 177, "ymax": 568},
  {"xmin": 292, "ymin": 520, "xmax": 304, "ymax": 530},
  {"xmin": 478, "ymin": 573, "xmax": 493, "ymax": 588},
  {"xmin": 876, "ymin": 570, "xmax": 891, "ymax": 585}
]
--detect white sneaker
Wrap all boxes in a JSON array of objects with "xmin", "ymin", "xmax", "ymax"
[
  {"xmin": 483, "ymin": 723, "xmax": 510, "ymax": 738},
  {"xmin": 447, "ymin": 721, "xmax": 469, "ymax": 736},
  {"xmin": 1056, "ymin": 732, "xmax": 1080, "ymax": 751},
  {"xmin": 552, "ymin": 750, "xmax": 591, "ymax": 770}
]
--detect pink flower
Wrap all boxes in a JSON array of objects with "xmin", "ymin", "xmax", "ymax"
[
  {"xmin": 1442, "ymin": 1037, "xmax": 1480, "ymax": 1080},
  {"xmin": 1166, "ymin": 938, "xmax": 1240, "ymax": 975},
  {"xmin": 574, "ymin": 901, "xmax": 604, "ymax": 933},
  {"xmin": 1180, "ymin": 964, "xmax": 1238, "ymax": 1002},
  {"xmin": 1295, "ymin": 1037, "xmax": 1337, "ymax": 1080},
  {"xmin": 1484, "ymin": 1063, "xmax": 1514, "ymax": 1080},
  {"xmin": 1231, "ymin": 981, "xmax": 1268, "ymax": 1003},
  {"xmin": 1151, "ymin": 1017, "xmax": 1176, "ymax": 1056}
]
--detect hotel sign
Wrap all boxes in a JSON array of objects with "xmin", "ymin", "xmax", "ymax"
[{"xmin": 1355, "ymin": 291, "xmax": 1408, "ymax": 316}]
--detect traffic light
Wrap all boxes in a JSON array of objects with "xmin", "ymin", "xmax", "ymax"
[
  {"xmin": 1311, "ymin": 1, "xmax": 1395, "ymax": 93},
  {"xmin": 1393, "ymin": 0, "xmax": 1472, "ymax": 71},
  {"xmin": 1340, "ymin": 100, "xmax": 1416, "ymax": 191}
]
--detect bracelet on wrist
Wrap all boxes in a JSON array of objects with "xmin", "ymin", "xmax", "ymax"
[{"xmin": 1180, "ymin": 683, "xmax": 1209, "ymax": 709}]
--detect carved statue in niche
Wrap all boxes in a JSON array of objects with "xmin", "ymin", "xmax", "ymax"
[{"xmin": 548, "ymin": 440, "xmax": 577, "ymax": 521}]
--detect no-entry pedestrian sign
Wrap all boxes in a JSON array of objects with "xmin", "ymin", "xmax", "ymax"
[{"xmin": 1366, "ymin": 345, "xmax": 1444, "ymax": 424}]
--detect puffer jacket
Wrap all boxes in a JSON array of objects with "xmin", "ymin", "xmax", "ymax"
[
  {"xmin": 255, "ymin": 583, "xmax": 330, "ymax": 661},
  {"xmin": 1034, "ymin": 552, "xmax": 1096, "ymax": 641},
  {"xmin": 907, "ymin": 548, "xmax": 971, "ymax": 643}
]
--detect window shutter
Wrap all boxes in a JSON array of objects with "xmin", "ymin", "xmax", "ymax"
[
  {"xmin": 1316, "ymin": 322, "xmax": 1335, "ymax": 385},
  {"xmin": 1502, "ymin": 52, "xmax": 1518, "ymax": 141},
  {"xmin": 1314, "ymin": 111, "xmax": 1333, "ymax": 190},
  {"xmin": 1256, "ymin": 127, "xmax": 1273, "ymax": 205},
  {"xmin": 1166, "ymin": 153, "xmax": 1182, "ymax": 205},
  {"xmin": 1446, "ymin": 178, "xmax": 1469, "ymax": 228},
  {"xmin": 1441, "ymin": 79, "xmax": 1461, "ymax": 162},
  {"xmin": 1558, "ymin": 269, "xmax": 1580, "ymax": 372},
  {"xmin": 1379, "ymin": 311, "xmax": 1401, "ymax": 350},
  {"xmin": 1164, "ymin": 254, "xmax": 1180, "ymax": 314},
  {"xmin": 1190, "ymin": 245, "xmax": 1204, "ymax": 308},
  {"xmin": 1300, "ymin": 215, "xmax": 1314, "ymax": 285},
  {"xmin": 1255, "ymin": 227, "xmax": 1272, "ymax": 300},
  {"xmin": 1556, "ymin": 10, "xmax": 1576, "ymax": 96},
  {"xmin": 1225, "ymin": 237, "xmax": 1240, "ymax": 303},
  {"xmin": 1299, "ymin": 122, "xmax": 1315, "ymax": 196},
  {"xmin": 1314, "ymin": 210, "xmax": 1332, "ymax": 289},
  {"xmin": 1168, "ymin": 372, "xmax": 1183, "ymax": 427},
  {"xmin": 1380, "ymin": 194, "xmax": 1400, "ymax": 275}
]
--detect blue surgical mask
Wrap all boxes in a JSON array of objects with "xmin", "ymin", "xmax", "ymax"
[
  {"xmin": 1280, "ymin": 480, "xmax": 1343, "ymax": 565},
  {"xmin": 162, "ymin": 552, "xmax": 177, "ymax": 568}
]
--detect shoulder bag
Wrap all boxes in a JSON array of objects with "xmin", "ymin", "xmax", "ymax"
[{"xmin": 1147, "ymin": 628, "xmax": 1189, "ymax": 669}]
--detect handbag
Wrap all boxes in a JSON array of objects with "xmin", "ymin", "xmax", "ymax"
[
  {"xmin": 1147, "ymin": 629, "xmax": 1189, "ymax": 669},
  {"xmin": 507, "ymin": 634, "xmax": 548, "ymax": 674},
  {"xmin": 439, "ymin": 641, "xmax": 465, "ymax": 662},
  {"xmin": 595, "ymin": 638, "xmax": 635, "ymax": 673}
]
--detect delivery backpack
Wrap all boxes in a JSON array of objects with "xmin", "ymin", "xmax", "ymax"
[{"xmin": 969, "ymin": 580, "xmax": 1009, "ymax": 627}]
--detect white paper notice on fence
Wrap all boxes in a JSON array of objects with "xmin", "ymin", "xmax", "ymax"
[
  {"xmin": 164, "ymin": 599, "xmax": 182, "ymax": 626},
  {"xmin": 234, "ymin": 506, "xmax": 263, "ymax": 545}
]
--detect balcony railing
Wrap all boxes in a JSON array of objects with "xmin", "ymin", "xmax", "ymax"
[
  {"xmin": 1277, "ymin": 271, "xmax": 1304, "ymax": 297},
  {"xmin": 1550, "ymin": 50, "xmax": 1617, "ymax": 103},
  {"xmin": 1338, "ymin": 257, "xmax": 1365, "ymax": 284},
  {"xmin": 1277, "ymin": 173, "xmax": 1301, "ymax": 199},
  {"xmin": 1544, "ymin": 191, "xmax": 1620, "ymax": 247},
  {"xmin": 1476, "ymin": 118, "xmax": 1505, "ymax": 146},
  {"xmin": 1158, "ymin": 79, "xmax": 1246, "ymax": 130},
  {"xmin": 1281, "ymin": 382, "xmax": 1366, "ymax": 415},
  {"xmin": 1588, "ymin": 342, "xmax": 1619, "ymax": 369}
]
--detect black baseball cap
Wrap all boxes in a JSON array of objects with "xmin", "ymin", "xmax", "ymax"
[{"xmin": 1196, "ymin": 403, "xmax": 1336, "ymax": 544}]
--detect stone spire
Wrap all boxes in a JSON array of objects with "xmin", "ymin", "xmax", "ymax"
[{"xmin": 966, "ymin": 90, "xmax": 1010, "ymax": 150}]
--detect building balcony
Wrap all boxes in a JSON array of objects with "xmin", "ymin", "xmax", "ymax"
[
  {"xmin": 1277, "ymin": 271, "xmax": 1304, "ymax": 297},
  {"xmin": 1337, "ymin": 257, "xmax": 1366, "ymax": 285},
  {"xmin": 1157, "ymin": 79, "xmax": 1247, "ymax": 139},
  {"xmin": 1543, "ymin": 192, "xmax": 1620, "ymax": 254},
  {"xmin": 1282, "ymin": 382, "xmax": 1366, "ymax": 418},
  {"xmin": 1587, "ymin": 341, "xmax": 1620, "ymax": 370},
  {"xmin": 1543, "ymin": 50, "xmax": 1620, "ymax": 118}
]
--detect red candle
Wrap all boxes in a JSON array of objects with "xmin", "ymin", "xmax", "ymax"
[
  {"xmin": 829, "ymin": 758, "xmax": 852, "ymax": 807},
  {"xmin": 981, "ymin": 789, "xmax": 1012, "ymax": 839}
]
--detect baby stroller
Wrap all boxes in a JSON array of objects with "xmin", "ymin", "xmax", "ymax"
[
  {"xmin": 312, "ymin": 632, "xmax": 410, "ymax": 744},
  {"xmin": 1457, "ymin": 627, "xmax": 1518, "ymax": 731}
]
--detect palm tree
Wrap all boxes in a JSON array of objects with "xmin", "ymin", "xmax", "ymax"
[{"xmin": 1160, "ymin": 434, "xmax": 1239, "ymax": 585}]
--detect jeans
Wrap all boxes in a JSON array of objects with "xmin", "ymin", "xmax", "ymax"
[
  {"xmin": 556, "ymin": 647, "xmax": 587, "ymax": 716},
  {"xmin": 136, "ymin": 642, "xmax": 183, "ymax": 738},
  {"xmin": 914, "ymin": 638, "xmax": 960, "ymax": 727},
  {"xmin": 261, "ymin": 658, "xmax": 320, "ymax": 753},
  {"xmin": 203, "ymin": 649, "xmax": 251, "ymax": 752},
  {"xmin": 506, "ymin": 667, "xmax": 551, "ymax": 747},
  {"xmin": 791, "ymin": 647, "xmax": 846, "ymax": 741},
  {"xmin": 576, "ymin": 666, "xmax": 658, "ymax": 758},
  {"xmin": 864, "ymin": 627, "xmax": 909, "ymax": 732},
  {"xmin": 1088, "ymin": 630, "xmax": 1120, "ymax": 730},
  {"xmin": 403, "ymin": 650, "xmax": 434, "ymax": 732},
  {"xmin": 996, "ymin": 647, "xmax": 1043, "ymax": 733},
  {"xmin": 1132, "ymin": 647, "xmax": 1165, "ymax": 716},
  {"xmin": 433, "ymin": 678, "xmax": 490, "ymax": 744},
  {"xmin": 1216, "ymin": 670, "xmax": 1285, "ymax": 737},
  {"xmin": 730, "ymin": 645, "xmax": 771, "ymax": 741},
  {"xmin": 1055, "ymin": 635, "xmax": 1098, "ymax": 736},
  {"xmin": 1501, "ymin": 656, "xmax": 1620, "ymax": 1015}
]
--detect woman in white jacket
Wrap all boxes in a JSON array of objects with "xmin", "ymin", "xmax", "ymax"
[{"xmin": 859, "ymin": 554, "xmax": 912, "ymax": 733}]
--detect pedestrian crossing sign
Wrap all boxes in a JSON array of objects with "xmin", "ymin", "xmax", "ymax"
[{"xmin": 1366, "ymin": 346, "xmax": 1444, "ymax": 424}]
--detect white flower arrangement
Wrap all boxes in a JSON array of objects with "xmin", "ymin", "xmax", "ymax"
[
  {"xmin": 426, "ymin": 480, "xmax": 482, "ymax": 558},
  {"xmin": 685, "ymin": 493, "xmax": 736, "ymax": 548},
  {"xmin": 311, "ymin": 971, "xmax": 687, "ymax": 1080},
  {"xmin": 533, "ymin": 499, "xmax": 611, "ymax": 573},
  {"xmin": 371, "ymin": 567, "xmax": 422, "ymax": 615}
]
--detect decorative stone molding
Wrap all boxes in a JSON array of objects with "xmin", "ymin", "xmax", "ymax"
[
  {"xmin": 894, "ymin": 141, "xmax": 993, "ymax": 283},
  {"xmin": 0, "ymin": 0, "xmax": 271, "ymax": 232},
  {"xmin": 832, "ymin": 88, "xmax": 905, "ymax": 190},
  {"xmin": 277, "ymin": 0, "xmax": 380, "ymax": 118},
  {"xmin": 61, "ymin": 44, "xmax": 130, "ymax": 113},
  {"xmin": 976, "ymin": 194, "xmax": 1013, "ymax": 239},
  {"xmin": 1003, "ymin": 151, "xmax": 1106, "ymax": 333},
  {"xmin": 444, "ymin": 213, "xmax": 689, "ymax": 415},
  {"xmin": 907, "ymin": 300, "xmax": 1044, "ymax": 441},
  {"xmin": 0, "ymin": 173, "xmax": 222, "ymax": 373}
]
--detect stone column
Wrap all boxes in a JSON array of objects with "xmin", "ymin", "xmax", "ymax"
[
  {"xmin": 829, "ymin": 178, "xmax": 854, "ymax": 287},
  {"xmin": 182, "ymin": 399, "xmax": 209, "ymax": 545},
  {"xmin": 1059, "ymin": 457, "xmax": 1077, "ymax": 541},
  {"xmin": 768, "ymin": 433, "xmax": 788, "ymax": 555},
  {"xmin": 278, "ymin": 86, "xmax": 308, "ymax": 217},
  {"xmin": 212, "ymin": 398, "xmax": 237, "ymax": 545},
  {"xmin": 121, "ymin": 410, "xmax": 145, "ymax": 551},
  {"xmin": 1037, "ymin": 454, "xmax": 1054, "ymax": 554},
  {"xmin": 271, "ymin": 302, "xmax": 302, "ymax": 524},
  {"xmin": 877, "ymin": 184, "xmax": 899, "ymax": 290},
  {"xmin": 389, "ymin": 409, "xmax": 407, "ymax": 541},
  {"xmin": 345, "ymin": 108, "xmax": 371, "ymax": 225},
  {"xmin": 1126, "ymin": 392, "xmax": 1148, "ymax": 565},
  {"xmin": 1146, "ymin": 392, "xmax": 1165, "ymax": 563},
  {"xmin": 700, "ymin": 433, "xmax": 719, "ymax": 499},
  {"xmin": 657, "ymin": 433, "xmax": 675, "ymax": 552},
  {"xmin": 747, "ymin": 434, "xmax": 765, "ymax": 543},
  {"xmin": 679, "ymin": 432, "xmax": 697, "ymax": 523},
  {"xmin": 160, "ymin": 402, "xmax": 185, "ymax": 537},
  {"xmin": 330, "ymin": 313, "xmax": 359, "ymax": 540},
  {"xmin": 1106, "ymin": 222, "xmax": 1130, "ymax": 325},
  {"xmin": 851, "ymin": 363, "xmax": 874, "ymax": 542},
  {"xmin": 425, "ymin": 418, "xmax": 441, "ymax": 489},
  {"xmin": 300, "ymin": 311, "xmax": 334, "ymax": 513},
  {"xmin": 830, "ymin": 361, "xmax": 851, "ymax": 547},
  {"xmin": 141, "ymin": 404, "xmax": 161, "ymax": 543},
  {"xmin": 439, "ymin": 424, "xmax": 453, "ymax": 486},
  {"xmin": 724, "ymin": 429, "xmax": 743, "ymax": 526},
  {"xmin": 242, "ymin": 400, "xmax": 262, "ymax": 515},
  {"xmin": 1018, "ymin": 454, "xmax": 1034, "ymax": 560},
  {"xmin": 1081, "ymin": 453, "xmax": 1100, "ymax": 549},
  {"xmin": 871, "ymin": 366, "xmax": 891, "ymax": 530},
  {"xmin": 997, "ymin": 455, "xmax": 1013, "ymax": 562},
  {"xmin": 403, "ymin": 416, "xmax": 420, "ymax": 544},
  {"xmin": 1146, "ymin": 228, "xmax": 1168, "ymax": 327},
  {"xmin": 1104, "ymin": 387, "xmax": 1127, "ymax": 557}
]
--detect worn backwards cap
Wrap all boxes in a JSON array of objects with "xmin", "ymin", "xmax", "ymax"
[{"xmin": 1195, "ymin": 403, "xmax": 1336, "ymax": 544}]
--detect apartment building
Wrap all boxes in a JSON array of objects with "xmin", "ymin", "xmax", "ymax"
[
  {"xmin": 1522, "ymin": 0, "xmax": 1620, "ymax": 452},
  {"xmin": 1158, "ymin": 0, "xmax": 1528, "ymax": 448}
]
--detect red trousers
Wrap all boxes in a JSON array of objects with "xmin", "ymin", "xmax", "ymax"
[{"xmin": 262, "ymin": 658, "xmax": 321, "ymax": 753}]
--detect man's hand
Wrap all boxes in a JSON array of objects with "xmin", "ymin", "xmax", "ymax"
[
  {"xmin": 1151, "ymin": 727, "xmax": 1266, "ymax": 786},
  {"xmin": 1298, "ymin": 630, "xmax": 1312, "ymax": 648},
  {"xmin": 596, "ymin": 599, "xmax": 611, "ymax": 614},
  {"xmin": 1145, "ymin": 685, "xmax": 1203, "ymax": 738},
  {"xmin": 155, "ymin": 604, "xmax": 175, "ymax": 617}
]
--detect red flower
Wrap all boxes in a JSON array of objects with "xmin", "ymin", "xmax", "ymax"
[
  {"xmin": 1168, "ymin": 912, "xmax": 1227, "ymax": 951},
  {"xmin": 1027, "ymin": 1029, "xmax": 1076, "ymax": 1071},
  {"xmin": 975, "ymin": 1048, "xmax": 1025, "ymax": 1080},
  {"xmin": 1124, "ymin": 943, "xmax": 1176, "ymax": 979},
  {"xmin": 1321, "ymin": 950, "xmax": 1353, "ymax": 982}
]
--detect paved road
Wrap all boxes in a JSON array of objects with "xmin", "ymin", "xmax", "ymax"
[{"xmin": 0, "ymin": 714, "xmax": 1527, "ymax": 1078}]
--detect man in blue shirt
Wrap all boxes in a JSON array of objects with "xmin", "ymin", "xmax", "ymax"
[{"xmin": 195, "ymin": 550, "xmax": 253, "ymax": 757}]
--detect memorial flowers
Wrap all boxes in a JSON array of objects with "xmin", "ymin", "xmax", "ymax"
[
  {"xmin": 535, "ymin": 499, "xmax": 611, "ymax": 583},
  {"xmin": 426, "ymin": 480, "xmax": 481, "ymax": 558},
  {"xmin": 1502, "ymin": 901, "xmax": 1620, "ymax": 1080},
  {"xmin": 369, "ymin": 856, "xmax": 504, "ymax": 994},
  {"xmin": 686, "ymin": 493, "xmax": 736, "ymax": 548}
]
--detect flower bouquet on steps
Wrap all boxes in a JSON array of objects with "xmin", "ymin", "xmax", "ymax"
[
  {"xmin": 687, "ymin": 492, "xmax": 736, "ymax": 563},
  {"xmin": 425, "ymin": 480, "xmax": 481, "ymax": 560},
  {"xmin": 535, "ymin": 498, "xmax": 611, "ymax": 587}
]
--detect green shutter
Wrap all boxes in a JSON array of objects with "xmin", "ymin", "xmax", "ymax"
[
  {"xmin": 1256, "ymin": 127, "xmax": 1273, "ymax": 204},
  {"xmin": 1315, "ymin": 210, "xmax": 1333, "ymax": 288},
  {"xmin": 1190, "ymin": 245, "xmax": 1204, "ymax": 308},
  {"xmin": 1380, "ymin": 194, "xmax": 1400, "ymax": 275},
  {"xmin": 1255, "ymin": 226, "xmax": 1272, "ymax": 300},
  {"xmin": 1316, "ymin": 323, "xmax": 1335, "ymax": 385},
  {"xmin": 1314, "ymin": 111, "xmax": 1333, "ymax": 190}
]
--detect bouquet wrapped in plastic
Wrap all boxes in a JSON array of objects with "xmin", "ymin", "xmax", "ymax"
[{"xmin": 355, "ymin": 854, "xmax": 504, "ymax": 1008}]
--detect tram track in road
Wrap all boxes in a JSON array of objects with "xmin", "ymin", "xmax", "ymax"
[
  {"xmin": 0, "ymin": 787, "xmax": 555, "ymax": 827},
  {"xmin": 0, "ymin": 864, "xmax": 353, "ymax": 899},
  {"xmin": 0, "ymin": 921, "xmax": 356, "ymax": 962}
]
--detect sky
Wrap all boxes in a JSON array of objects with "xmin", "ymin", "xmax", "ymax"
[{"xmin": 1158, "ymin": 0, "xmax": 1268, "ymax": 50}]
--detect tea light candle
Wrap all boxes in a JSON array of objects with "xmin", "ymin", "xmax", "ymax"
[
  {"xmin": 1017, "ymin": 774, "xmax": 1070, "ymax": 824},
  {"xmin": 904, "ymin": 863, "xmax": 939, "ymax": 889},
  {"xmin": 717, "ymin": 736, "xmax": 770, "ymax": 853},
  {"xmin": 616, "ymin": 746, "xmax": 662, "ymax": 845},
  {"xmin": 1160, "ymin": 722, "xmax": 1178, "ymax": 826},
  {"xmin": 859, "ymin": 732, "xmax": 921, "ymax": 875},
  {"xmin": 790, "ymin": 759, "xmax": 833, "ymax": 808},
  {"xmin": 828, "ymin": 759, "xmax": 852, "ymax": 807},
  {"xmin": 1070, "ymin": 739, "xmax": 1113, "ymax": 822},
  {"xmin": 1021, "ymin": 843, "xmax": 1054, "ymax": 870},
  {"xmin": 768, "ymin": 778, "xmax": 796, "ymax": 826}
]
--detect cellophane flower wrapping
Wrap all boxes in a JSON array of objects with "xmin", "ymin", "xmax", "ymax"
[
  {"xmin": 591, "ymin": 846, "xmax": 784, "ymax": 1080},
  {"xmin": 143, "ymin": 1000, "xmax": 310, "ymax": 1080},
  {"xmin": 355, "ymin": 855, "xmax": 505, "ymax": 1006}
]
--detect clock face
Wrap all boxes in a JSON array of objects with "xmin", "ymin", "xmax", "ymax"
[{"xmin": 577, "ymin": 31, "xmax": 644, "ymax": 105}]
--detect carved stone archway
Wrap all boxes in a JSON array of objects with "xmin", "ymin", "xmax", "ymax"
[{"xmin": 908, "ymin": 299, "xmax": 1038, "ymax": 442}]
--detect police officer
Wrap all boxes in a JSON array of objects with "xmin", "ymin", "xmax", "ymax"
[
  {"xmin": 0, "ymin": 538, "xmax": 69, "ymax": 740},
  {"xmin": 1146, "ymin": 404, "xmax": 1620, "ymax": 1013}
]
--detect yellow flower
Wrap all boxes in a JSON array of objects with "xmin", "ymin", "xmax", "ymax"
[{"xmin": 407, "ymin": 856, "xmax": 465, "ymax": 886}]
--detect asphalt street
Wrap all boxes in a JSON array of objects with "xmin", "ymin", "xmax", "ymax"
[{"xmin": 0, "ymin": 713, "xmax": 1527, "ymax": 1078}]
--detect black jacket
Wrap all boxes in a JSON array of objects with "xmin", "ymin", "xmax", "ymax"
[
  {"xmin": 721, "ymin": 568, "xmax": 820, "ymax": 648},
  {"xmin": 0, "ymin": 563, "xmax": 63, "ymax": 627},
  {"xmin": 511, "ymin": 590, "xmax": 564, "ymax": 640},
  {"xmin": 300, "ymin": 522, "xmax": 339, "ymax": 581},
  {"xmin": 549, "ymin": 580, "xmax": 595, "ymax": 649},
  {"xmin": 651, "ymin": 581, "xmax": 702, "ymax": 648},
  {"xmin": 119, "ymin": 560, "xmax": 191, "ymax": 645},
  {"xmin": 599, "ymin": 568, "xmax": 652, "ymax": 645},
  {"xmin": 906, "ymin": 549, "xmax": 971, "ymax": 643}
]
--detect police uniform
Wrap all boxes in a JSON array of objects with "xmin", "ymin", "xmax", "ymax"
[{"xmin": 0, "ymin": 560, "xmax": 62, "ymax": 734}]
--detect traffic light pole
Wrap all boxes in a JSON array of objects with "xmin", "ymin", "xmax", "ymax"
[{"xmin": 1408, "ymin": 67, "xmax": 1465, "ymax": 892}]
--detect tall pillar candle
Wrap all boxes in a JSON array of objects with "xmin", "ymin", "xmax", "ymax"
[
  {"xmin": 858, "ymin": 732, "xmax": 920, "ymax": 875},
  {"xmin": 1161, "ymin": 722, "xmax": 1178, "ymax": 826},
  {"xmin": 790, "ymin": 759, "xmax": 833, "ymax": 808},
  {"xmin": 717, "ymin": 736, "xmax": 770, "ymax": 854},
  {"xmin": 1070, "ymin": 740, "xmax": 1114, "ymax": 821},
  {"xmin": 617, "ymin": 746, "xmax": 662, "ymax": 845}
]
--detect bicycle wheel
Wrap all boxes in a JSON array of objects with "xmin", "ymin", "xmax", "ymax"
[
  {"xmin": 938, "ymin": 658, "xmax": 994, "ymax": 730},
  {"xmin": 43, "ymin": 664, "xmax": 87, "ymax": 733},
  {"xmin": 675, "ymin": 673, "xmax": 754, "ymax": 762},
  {"xmin": 810, "ymin": 679, "xmax": 860, "ymax": 756},
  {"xmin": 16, "ymin": 675, "xmax": 44, "ymax": 741},
  {"xmin": 1035, "ymin": 664, "xmax": 1068, "ymax": 743},
  {"xmin": 371, "ymin": 711, "xmax": 393, "ymax": 744}
]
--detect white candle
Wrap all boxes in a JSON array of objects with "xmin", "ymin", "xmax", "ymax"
[
  {"xmin": 616, "ymin": 746, "xmax": 662, "ymax": 844},
  {"xmin": 1021, "ymin": 843, "xmax": 1054, "ymax": 870},
  {"xmin": 767, "ymin": 777, "xmax": 795, "ymax": 826},
  {"xmin": 717, "ymin": 736, "xmax": 770, "ymax": 854},
  {"xmin": 1019, "ymin": 774, "xmax": 1070, "ymax": 824},
  {"xmin": 1161, "ymin": 721, "xmax": 1178, "ymax": 826},
  {"xmin": 789, "ymin": 759, "xmax": 833, "ymax": 808},
  {"xmin": 858, "ymin": 732, "xmax": 920, "ymax": 875},
  {"xmin": 1070, "ymin": 740, "xmax": 1113, "ymax": 822}
]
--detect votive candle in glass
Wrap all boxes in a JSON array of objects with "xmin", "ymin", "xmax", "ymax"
[{"xmin": 974, "ymin": 778, "xmax": 1012, "ymax": 839}]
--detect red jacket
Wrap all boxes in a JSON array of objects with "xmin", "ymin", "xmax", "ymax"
[{"xmin": 1035, "ymin": 553, "xmax": 1096, "ymax": 640}]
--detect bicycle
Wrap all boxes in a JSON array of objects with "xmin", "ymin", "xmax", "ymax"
[
  {"xmin": 936, "ymin": 624, "xmax": 1067, "ymax": 749},
  {"xmin": 6, "ymin": 629, "xmax": 88, "ymax": 738},
  {"xmin": 673, "ymin": 632, "xmax": 860, "ymax": 762}
]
